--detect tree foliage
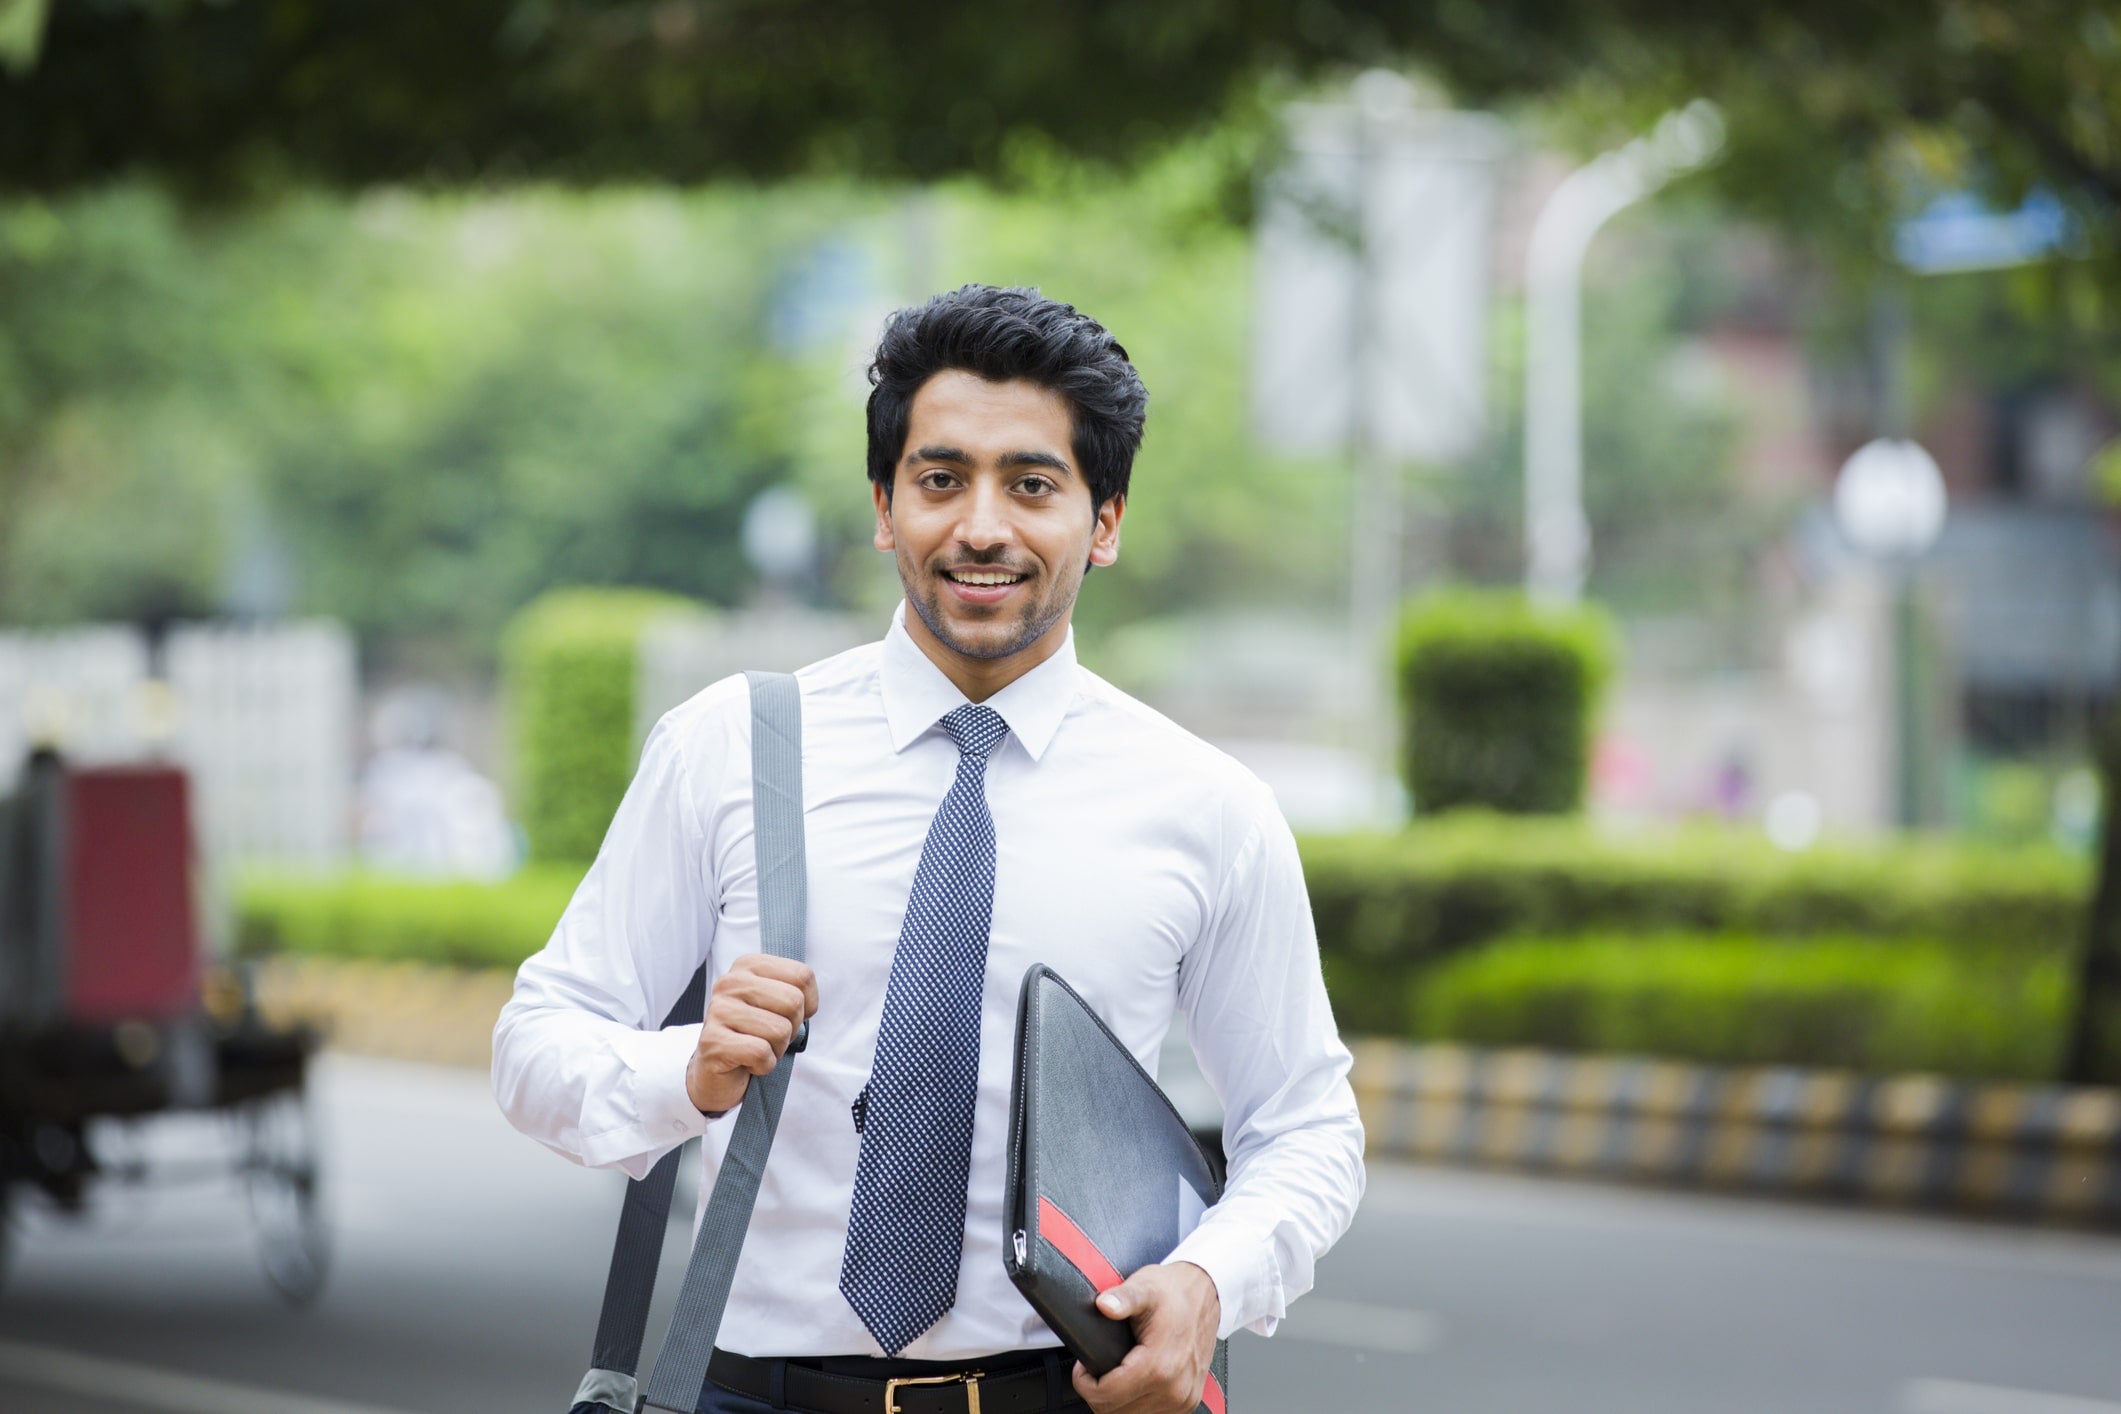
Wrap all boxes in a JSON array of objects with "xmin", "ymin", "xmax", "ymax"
[
  {"xmin": 0, "ymin": 162, "xmax": 1349, "ymax": 659},
  {"xmin": 1, "ymin": 0, "xmax": 1280, "ymax": 193},
  {"xmin": 0, "ymin": 185, "xmax": 825, "ymax": 653},
  {"xmin": 6, "ymin": 2, "xmax": 2118, "ymax": 266}
]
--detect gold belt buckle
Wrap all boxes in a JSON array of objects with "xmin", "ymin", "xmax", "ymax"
[{"xmin": 883, "ymin": 1369, "xmax": 984, "ymax": 1414}]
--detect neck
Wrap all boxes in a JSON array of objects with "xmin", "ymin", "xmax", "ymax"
[{"xmin": 903, "ymin": 607, "xmax": 1072, "ymax": 703}]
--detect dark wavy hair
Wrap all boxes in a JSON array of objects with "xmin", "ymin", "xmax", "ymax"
[{"xmin": 866, "ymin": 285, "xmax": 1148, "ymax": 510}]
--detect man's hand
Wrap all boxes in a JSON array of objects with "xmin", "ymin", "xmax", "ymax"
[
  {"xmin": 684, "ymin": 954, "xmax": 818, "ymax": 1114},
  {"xmin": 1071, "ymin": 1261, "xmax": 1221, "ymax": 1414}
]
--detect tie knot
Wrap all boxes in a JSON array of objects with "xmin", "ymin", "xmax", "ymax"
[{"xmin": 942, "ymin": 704, "xmax": 1010, "ymax": 759}]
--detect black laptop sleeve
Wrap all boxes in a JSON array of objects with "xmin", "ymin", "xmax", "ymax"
[{"xmin": 1003, "ymin": 964, "xmax": 1230, "ymax": 1414}]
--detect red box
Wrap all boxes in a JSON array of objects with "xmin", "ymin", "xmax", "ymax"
[{"xmin": 61, "ymin": 766, "xmax": 200, "ymax": 1025}]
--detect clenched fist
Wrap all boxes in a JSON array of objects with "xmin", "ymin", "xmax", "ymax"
[{"xmin": 684, "ymin": 954, "xmax": 819, "ymax": 1115}]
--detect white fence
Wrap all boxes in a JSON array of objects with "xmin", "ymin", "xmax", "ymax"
[
  {"xmin": 0, "ymin": 626, "xmax": 149, "ymax": 774},
  {"xmin": 637, "ymin": 606, "xmax": 868, "ymax": 741},
  {"xmin": 0, "ymin": 621, "xmax": 357, "ymax": 868}
]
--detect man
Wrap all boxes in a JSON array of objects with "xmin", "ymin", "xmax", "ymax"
[{"xmin": 495, "ymin": 285, "xmax": 1365, "ymax": 1414}]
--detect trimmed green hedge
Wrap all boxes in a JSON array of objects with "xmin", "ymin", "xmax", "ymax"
[
  {"xmin": 1395, "ymin": 591, "xmax": 1615, "ymax": 815},
  {"xmin": 1412, "ymin": 932, "xmax": 2070, "ymax": 1080},
  {"xmin": 502, "ymin": 587, "xmax": 699, "ymax": 864},
  {"xmin": 1301, "ymin": 816, "xmax": 2089, "ymax": 1034},
  {"xmin": 230, "ymin": 815, "xmax": 2093, "ymax": 1080},
  {"xmin": 236, "ymin": 868, "xmax": 584, "ymax": 971}
]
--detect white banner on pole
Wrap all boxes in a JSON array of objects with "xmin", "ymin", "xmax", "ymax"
[{"xmin": 1253, "ymin": 96, "xmax": 1507, "ymax": 465}]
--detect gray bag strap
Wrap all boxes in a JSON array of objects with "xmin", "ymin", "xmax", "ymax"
[
  {"xmin": 569, "ymin": 671, "xmax": 807, "ymax": 1414},
  {"xmin": 640, "ymin": 669, "xmax": 808, "ymax": 1412},
  {"xmin": 570, "ymin": 967, "xmax": 707, "ymax": 1414}
]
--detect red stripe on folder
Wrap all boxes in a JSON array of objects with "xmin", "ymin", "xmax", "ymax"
[
  {"xmin": 1036, "ymin": 1195, "xmax": 1124, "ymax": 1293},
  {"xmin": 1036, "ymin": 1195, "xmax": 1228, "ymax": 1414}
]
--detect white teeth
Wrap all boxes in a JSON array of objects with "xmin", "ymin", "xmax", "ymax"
[{"xmin": 950, "ymin": 572, "xmax": 1022, "ymax": 586}]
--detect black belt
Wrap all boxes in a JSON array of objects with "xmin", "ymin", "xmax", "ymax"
[{"xmin": 705, "ymin": 1348, "xmax": 1084, "ymax": 1414}]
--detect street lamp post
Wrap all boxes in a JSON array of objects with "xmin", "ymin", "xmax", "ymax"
[
  {"xmin": 1832, "ymin": 436, "xmax": 1949, "ymax": 827},
  {"xmin": 1523, "ymin": 102, "xmax": 1723, "ymax": 606}
]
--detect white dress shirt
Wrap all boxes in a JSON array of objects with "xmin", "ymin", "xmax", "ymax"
[{"xmin": 493, "ymin": 605, "xmax": 1365, "ymax": 1359}]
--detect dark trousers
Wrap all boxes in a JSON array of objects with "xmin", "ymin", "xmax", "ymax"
[{"xmin": 697, "ymin": 1350, "xmax": 1085, "ymax": 1414}]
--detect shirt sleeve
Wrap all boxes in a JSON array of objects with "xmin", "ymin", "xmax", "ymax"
[
  {"xmin": 1164, "ymin": 792, "xmax": 1367, "ymax": 1339},
  {"xmin": 492, "ymin": 710, "xmax": 727, "ymax": 1181}
]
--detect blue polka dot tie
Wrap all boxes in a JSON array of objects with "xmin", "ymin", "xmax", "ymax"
[{"xmin": 839, "ymin": 704, "xmax": 1011, "ymax": 1355}]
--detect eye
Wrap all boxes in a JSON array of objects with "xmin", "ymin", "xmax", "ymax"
[
  {"xmin": 1017, "ymin": 475, "xmax": 1055, "ymax": 496},
  {"xmin": 917, "ymin": 469, "xmax": 958, "ymax": 491}
]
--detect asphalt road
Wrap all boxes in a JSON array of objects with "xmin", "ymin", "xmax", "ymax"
[{"xmin": 1, "ymin": 1054, "xmax": 2117, "ymax": 1414}]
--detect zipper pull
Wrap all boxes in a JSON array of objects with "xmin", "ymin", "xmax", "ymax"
[{"xmin": 1012, "ymin": 1229, "xmax": 1028, "ymax": 1265}]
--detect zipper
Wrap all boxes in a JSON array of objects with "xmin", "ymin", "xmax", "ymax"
[
  {"xmin": 1005, "ymin": 969, "xmax": 1039, "ymax": 1246},
  {"xmin": 1012, "ymin": 1229, "xmax": 1028, "ymax": 1266}
]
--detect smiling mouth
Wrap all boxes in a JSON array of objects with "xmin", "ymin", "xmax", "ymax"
[{"xmin": 942, "ymin": 569, "xmax": 1029, "ymax": 587}]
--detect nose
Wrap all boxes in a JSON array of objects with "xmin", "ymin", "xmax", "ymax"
[{"xmin": 954, "ymin": 477, "xmax": 1017, "ymax": 554}]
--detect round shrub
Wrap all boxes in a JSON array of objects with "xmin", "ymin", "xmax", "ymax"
[
  {"xmin": 1395, "ymin": 590, "xmax": 1616, "ymax": 816},
  {"xmin": 502, "ymin": 587, "xmax": 699, "ymax": 864}
]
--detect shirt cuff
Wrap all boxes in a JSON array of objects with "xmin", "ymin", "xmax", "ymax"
[
  {"xmin": 584, "ymin": 1023, "xmax": 713, "ymax": 1173},
  {"xmin": 1166, "ymin": 1216, "xmax": 1282, "ymax": 1340}
]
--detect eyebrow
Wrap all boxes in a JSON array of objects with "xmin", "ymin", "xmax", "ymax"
[
  {"xmin": 905, "ymin": 445, "xmax": 1074, "ymax": 477},
  {"xmin": 1000, "ymin": 450, "xmax": 1073, "ymax": 475}
]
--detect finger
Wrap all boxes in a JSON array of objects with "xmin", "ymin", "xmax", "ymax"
[
  {"xmin": 1069, "ymin": 1361, "xmax": 1101, "ymax": 1406},
  {"xmin": 1097, "ymin": 1269, "xmax": 1156, "ymax": 1322},
  {"xmin": 715, "ymin": 974, "xmax": 808, "ymax": 1028},
  {"xmin": 701, "ymin": 1032, "xmax": 777, "ymax": 1077},
  {"xmin": 716, "ymin": 979, "xmax": 805, "ymax": 1021},
  {"xmin": 789, "ymin": 961, "xmax": 820, "ymax": 1016},
  {"xmin": 712, "ymin": 1001, "xmax": 799, "ymax": 1050},
  {"xmin": 729, "ymin": 955, "xmax": 820, "ymax": 1015},
  {"xmin": 1075, "ymin": 1348, "xmax": 1157, "ymax": 1414}
]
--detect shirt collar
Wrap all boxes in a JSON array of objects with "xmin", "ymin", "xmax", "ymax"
[{"xmin": 881, "ymin": 602, "xmax": 1078, "ymax": 763}]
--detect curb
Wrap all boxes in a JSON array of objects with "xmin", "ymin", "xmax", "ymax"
[
  {"xmin": 249, "ymin": 955, "xmax": 514, "ymax": 1070},
  {"xmin": 1348, "ymin": 1041, "xmax": 2121, "ymax": 1223}
]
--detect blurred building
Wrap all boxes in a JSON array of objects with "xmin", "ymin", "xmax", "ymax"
[
  {"xmin": 0, "ymin": 621, "xmax": 357, "ymax": 869},
  {"xmin": 356, "ymin": 684, "xmax": 516, "ymax": 879},
  {"xmin": 1588, "ymin": 230, "xmax": 2119, "ymax": 841},
  {"xmin": 1245, "ymin": 117, "xmax": 2121, "ymax": 842}
]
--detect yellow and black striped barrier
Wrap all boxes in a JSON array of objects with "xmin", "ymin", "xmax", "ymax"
[{"xmin": 1348, "ymin": 1042, "xmax": 2121, "ymax": 1222}]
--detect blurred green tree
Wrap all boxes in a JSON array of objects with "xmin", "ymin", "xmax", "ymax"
[
  {"xmin": 0, "ymin": 189, "xmax": 243, "ymax": 624},
  {"xmin": 0, "ymin": 169, "xmax": 1349, "ymax": 663},
  {"xmin": 0, "ymin": 187, "xmax": 828, "ymax": 657},
  {"xmin": 2068, "ymin": 441, "xmax": 2121, "ymax": 1085},
  {"xmin": 5, "ymin": 1, "xmax": 2117, "ymax": 268},
  {"xmin": 2064, "ymin": 714, "xmax": 2121, "ymax": 1083}
]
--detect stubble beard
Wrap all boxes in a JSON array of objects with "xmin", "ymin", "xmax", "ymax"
[{"xmin": 900, "ymin": 550, "xmax": 1076, "ymax": 663}]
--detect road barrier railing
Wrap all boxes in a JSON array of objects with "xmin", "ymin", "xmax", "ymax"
[{"xmin": 1349, "ymin": 1040, "xmax": 2121, "ymax": 1222}]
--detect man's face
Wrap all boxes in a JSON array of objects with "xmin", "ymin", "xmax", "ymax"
[{"xmin": 874, "ymin": 370, "xmax": 1123, "ymax": 672}]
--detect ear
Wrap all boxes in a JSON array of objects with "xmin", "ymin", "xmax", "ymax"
[
  {"xmin": 1088, "ymin": 495, "xmax": 1124, "ymax": 568},
  {"xmin": 872, "ymin": 478, "xmax": 895, "ymax": 553}
]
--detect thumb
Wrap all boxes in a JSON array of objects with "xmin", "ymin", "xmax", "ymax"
[{"xmin": 1095, "ymin": 1276, "xmax": 1146, "ymax": 1320}]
